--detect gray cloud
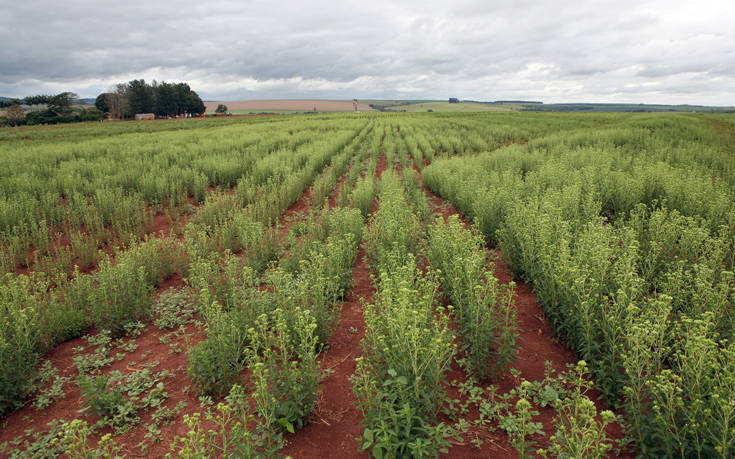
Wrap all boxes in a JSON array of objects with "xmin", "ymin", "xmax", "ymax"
[{"xmin": 1, "ymin": 0, "xmax": 734, "ymax": 104}]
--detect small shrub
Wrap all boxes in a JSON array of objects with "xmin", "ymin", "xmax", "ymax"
[
  {"xmin": 91, "ymin": 259, "xmax": 154, "ymax": 337},
  {"xmin": 188, "ymin": 302, "xmax": 249, "ymax": 397},
  {"xmin": 0, "ymin": 274, "xmax": 40, "ymax": 415}
]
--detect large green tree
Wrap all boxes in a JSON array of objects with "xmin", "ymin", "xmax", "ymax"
[
  {"xmin": 47, "ymin": 92, "xmax": 77, "ymax": 115},
  {"xmin": 94, "ymin": 79, "xmax": 206, "ymax": 119},
  {"xmin": 127, "ymin": 79, "xmax": 154, "ymax": 114},
  {"xmin": 152, "ymin": 81, "xmax": 205, "ymax": 117},
  {"xmin": 95, "ymin": 93, "xmax": 110, "ymax": 113}
]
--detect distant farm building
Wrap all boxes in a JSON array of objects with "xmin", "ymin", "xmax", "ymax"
[{"xmin": 135, "ymin": 113, "xmax": 155, "ymax": 120}]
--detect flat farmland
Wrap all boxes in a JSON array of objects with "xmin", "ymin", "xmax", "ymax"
[
  {"xmin": 204, "ymin": 99, "xmax": 375, "ymax": 113},
  {"xmin": 385, "ymin": 101, "xmax": 519, "ymax": 112},
  {"xmin": 1, "ymin": 112, "xmax": 735, "ymax": 458}
]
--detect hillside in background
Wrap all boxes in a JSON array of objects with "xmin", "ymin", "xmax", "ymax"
[
  {"xmin": 5, "ymin": 96, "xmax": 735, "ymax": 114},
  {"xmin": 370, "ymin": 99, "xmax": 735, "ymax": 113},
  {"xmin": 203, "ymin": 99, "xmax": 374, "ymax": 113}
]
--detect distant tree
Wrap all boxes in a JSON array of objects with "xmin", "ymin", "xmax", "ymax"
[
  {"xmin": 180, "ymin": 85, "xmax": 205, "ymax": 116},
  {"xmin": 106, "ymin": 84, "xmax": 131, "ymax": 119},
  {"xmin": 215, "ymin": 104, "xmax": 228, "ymax": 114},
  {"xmin": 78, "ymin": 107, "xmax": 105, "ymax": 122},
  {"xmin": 22, "ymin": 95, "xmax": 51, "ymax": 106},
  {"xmin": 47, "ymin": 92, "xmax": 78, "ymax": 115},
  {"xmin": 448, "ymin": 97, "xmax": 460, "ymax": 104},
  {"xmin": 23, "ymin": 106, "xmax": 105, "ymax": 125},
  {"xmin": 95, "ymin": 93, "xmax": 110, "ymax": 113},
  {"xmin": 127, "ymin": 79, "xmax": 154, "ymax": 115},
  {"xmin": 95, "ymin": 79, "xmax": 206, "ymax": 119},
  {"xmin": 0, "ymin": 98, "xmax": 21, "ymax": 108},
  {"xmin": 153, "ymin": 82, "xmax": 177, "ymax": 117},
  {"xmin": 5, "ymin": 104, "xmax": 25, "ymax": 126},
  {"xmin": 152, "ymin": 81, "xmax": 205, "ymax": 117}
]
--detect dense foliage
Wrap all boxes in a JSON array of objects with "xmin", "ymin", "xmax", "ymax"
[
  {"xmin": 1, "ymin": 111, "xmax": 735, "ymax": 457},
  {"xmin": 99, "ymin": 79, "xmax": 206, "ymax": 119},
  {"xmin": 423, "ymin": 112, "xmax": 735, "ymax": 457}
]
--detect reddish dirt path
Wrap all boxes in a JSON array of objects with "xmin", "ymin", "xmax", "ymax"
[
  {"xmin": 416, "ymin": 168, "xmax": 625, "ymax": 457},
  {"xmin": 282, "ymin": 151, "xmax": 387, "ymax": 458},
  {"xmin": 327, "ymin": 166, "xmax": 351, "ymax": 209}
]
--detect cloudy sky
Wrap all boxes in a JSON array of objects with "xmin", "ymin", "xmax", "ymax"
[{"xmin": 2, "ymin": 0, "xmax": 734, "ymax": 104}]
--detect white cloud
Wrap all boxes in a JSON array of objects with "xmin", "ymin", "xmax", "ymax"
[{"xmin": 1, "ymin": 0, "xmax": 734, "ymax": 104}]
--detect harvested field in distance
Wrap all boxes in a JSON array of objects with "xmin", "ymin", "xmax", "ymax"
[
  {"xmin": 385, "ymin": 101, "xmax": 519, "ymax": 112},
  {"xmin": 204, "ymin": 99, "xmax": 375, "ymax": 112}
]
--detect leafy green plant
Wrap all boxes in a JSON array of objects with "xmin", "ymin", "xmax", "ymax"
[
  {"xmin": 77, "ymin": 373, "xmax": 138, "ymax": 432},
  {"xmin": 353, "ymin": 252, "xmax": 456, "ymax": 458},
  {"xmin": 353, "ymin": 362, "xmax": 455, "ymax": 458},
  {"xmin": 0, "ymin": 274, "xmax": 40, "ymax": 415},
  {"xmin": 58, "ymin": 419, "xmax": 123, "ymax": 459},
  {"xmin": 33, "ymin": 369, "xmax": 69, "ymax": 411},
  {"xmin": 426, "ymin": 215, "xmax": 518, "ymax": 380},
  {"xmin": 187, "ymin": 301, "xmax": 249, "ymax": 397},
  {"xmin": 538, "ymin": 361, "xmax": 617, "ymax": 458},
  {"xmin": 154, "ymin": 288, "xmax": 195, "ymax": 330},
  {"xmin": 90, "ymin": 258, "xmax": 154, "ymax": 337},
  {"xmin": 168, "ymin": 385, "xmax": 281, "ymax": 458},
  {"xmin": 499, "ymin": 393, "xmax": 543, "ymax": 458},
  {"xmin": 246, "ymin": 307, "xmax": 323, "ymax": 434},
  {"xmin": 349, "ymin": 175, "xmax": 376, "ymax": 218}
]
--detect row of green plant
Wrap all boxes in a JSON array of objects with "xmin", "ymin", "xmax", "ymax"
[
  {"xmin": 394, "ymin": 154, "xmax": 618, "ymax": 457},
  {"xmin": 177, "ymin": 139, "xmax": 381, "ymax": 453},
  {"xmin": 363, "ymin": 170, "xmax": 423, "ymax": 270},
  {"xmin": 187, "ymin": 202, "xmax": 364, "ymax": 391},
  {"xmin": 0, "ymin": 117, "xmax": 367, "ymax": 277},
  {"xmin": 2, "ymin": 132, "xmax": 370, "ymax": 449},
  {"xmin": 354, "ymin": 171, "xmax": 460, "ymax": 457},
  {"xmin": 0, "ymin": 234, "xmax": 189, "ymax": 415},
  {"xmin": 425, "ymin": 215, "xmax": 519, "ymax": 380},
  {"xmin": 422, "ymin": 114, "xmax": 735, "ymax": 457},
  {"xmin": 0, "ymin": 119, "xmax": 373, "ymax": 419}
]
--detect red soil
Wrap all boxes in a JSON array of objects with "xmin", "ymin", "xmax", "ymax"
[
  {"xmin": 0, "ymin": 274, "xmax": 209, "ymax": 457},
  {"xmin": 327, "ymin": 169, "xmax": 350, "ymax": 209},
  {"xmin": 375, "ymin": 152, "xmax": 388, "ymax": 181},
  {"xmin": 278, "ymin": 188, "xmax": 313, "ymax": 241}
]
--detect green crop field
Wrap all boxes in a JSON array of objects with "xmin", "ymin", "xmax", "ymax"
[{"xmin": 1, "ymin": 111, "xmax": 735, "ymax": 457}]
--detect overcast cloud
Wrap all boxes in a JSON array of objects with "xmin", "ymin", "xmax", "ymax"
[{"xmin": 2, "ymin": 0, "xmax": 734, "ymax": 104}]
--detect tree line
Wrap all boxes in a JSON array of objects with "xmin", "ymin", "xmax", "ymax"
[
  {"xmin": 0, "ymin": 92, "xmax": 105, "ymax": 127},
  {"xmin": 95, "ymin": 80, "xmax": 205, "ymax": 119}
]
